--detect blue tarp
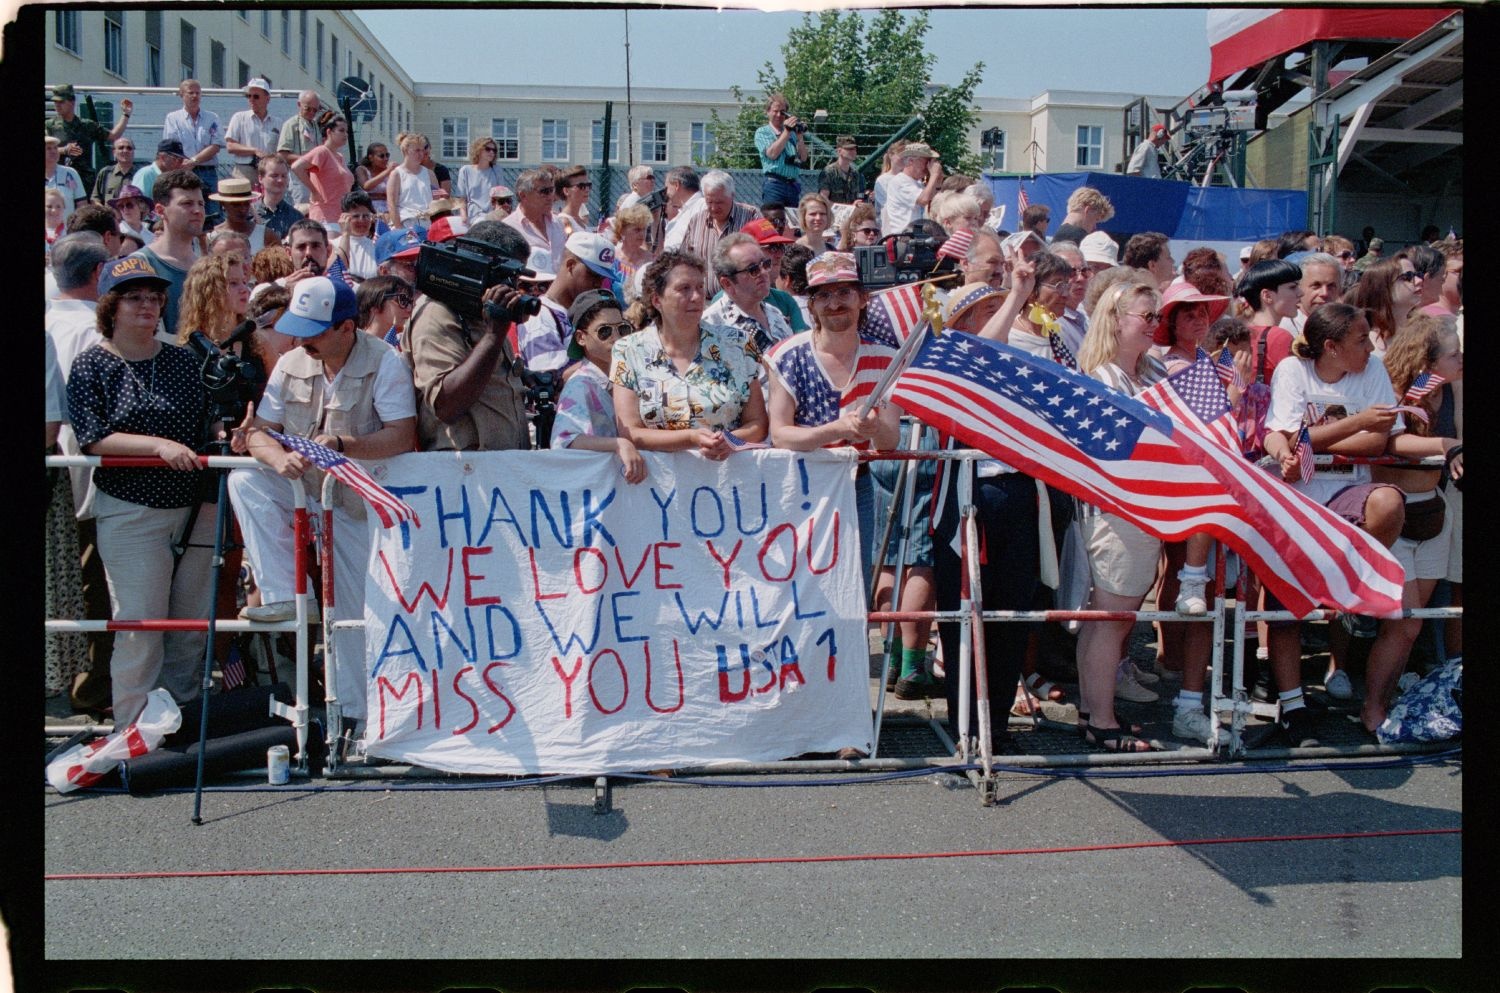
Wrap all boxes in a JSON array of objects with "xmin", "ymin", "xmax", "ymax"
[{"xmin": 985, "ymin": 172, "xmax": 1307, "ymax": 242}]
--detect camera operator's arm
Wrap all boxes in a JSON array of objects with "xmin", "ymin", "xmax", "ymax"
[
  {"xmin": 764, "ymin": 118, "xmax": 798, "ymax": 164},
  {"xmin": 432, "ymin": 284, "xmax": 526, "ymax": 425},
  {"xmin": 917, "ymin": 157, "xmax": 943, "ymax": 210}
]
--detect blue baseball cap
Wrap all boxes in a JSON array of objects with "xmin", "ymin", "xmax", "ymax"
[
  {"xmin": 99, "ymin": 255, "xmax": 170, "ymax": 296},
  {"xmin": 276, "ymin": 276, "xmax": 359, "ymax": 338},
  {"xmin": 376, "ymin": 225, "xmax": 427, "ymax": 266}
]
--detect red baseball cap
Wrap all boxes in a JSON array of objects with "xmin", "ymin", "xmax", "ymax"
[{"xmin": 741, "ymin": 217, "xmax": 794, "ymax": 246}]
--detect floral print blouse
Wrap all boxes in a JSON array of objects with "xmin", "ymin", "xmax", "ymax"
[{"xmin": 610, "ymin": 321, "xmax": 760, "ymax": 431}]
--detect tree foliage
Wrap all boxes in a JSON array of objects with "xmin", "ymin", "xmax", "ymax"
[{"xmin": 708, "ymin": 11, "xmax": 985, "ymax": 176}]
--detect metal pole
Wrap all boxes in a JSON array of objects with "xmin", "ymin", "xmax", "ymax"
[
  {"xmin": 870, "ymin": 420, "xmax": 927, "ymax": 757},
  {"xmin": 190, "ymin": 469, "xmax": 235, "ymax": 825},
  {"xmin": 623, "ymin": 10, "xmax": 635, "ymax": 168},
  {"xmin": 599, "ymin": 100, "xmax": 615, "ymax": 215}
]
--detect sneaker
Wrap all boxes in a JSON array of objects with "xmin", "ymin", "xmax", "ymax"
[
  {"xmin": 1172, "ymin": 706, "xmax": 1215, "ymax": 744},
  {"xmin": 1115, "ymin": 664, "xmax": 1159, "ymax": 703},
  {"xmin": 1339, "ymin": 611, "xmax": 1378, "ymax": 639},
  {"xmin": 1324, "ymin": 668, "xmax": 1354, "ymax": 701},
  {"xmin": 241, "ymin": 599, "xmax": 319, "ymax": 623},
  {"xmin": 1175, "ymin": 575, "xmax": 1209, "ymax": 615},
  {"xmin": 1279, "ymin": 707, "xmax": 1322, "ymax": 747},
  {"xmin": 1128, "ymin": 660, "xmax": 1160, "ymax": 686}
]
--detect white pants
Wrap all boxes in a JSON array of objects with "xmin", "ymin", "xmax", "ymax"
[
  {"xmin": 93, "ymin": 491, "xmax": 216, "ymax": 727},
  {"xmin": 227, "ymin": 467, "xmax": 370, "ymax": 719}
]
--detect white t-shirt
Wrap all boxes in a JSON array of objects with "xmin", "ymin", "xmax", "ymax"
[
  {"xmin": 257, "ymin": 345, "xmax": 417, "ymax": 427},
  {"xmin": 880, "ymin": 173, "xmax": 925, "ymax": 236},
  {"xmin": 1266, "ymin": 355, "xmax": 1401, "ymax": 503},
  {"xmin": 342, "ymin": 235, "xmax": 378, "ymax": 280}
]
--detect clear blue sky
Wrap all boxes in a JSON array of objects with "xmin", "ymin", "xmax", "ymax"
[{"xmin": 357, "ymin": 7, "xmax": 1212, "ymax": 99}]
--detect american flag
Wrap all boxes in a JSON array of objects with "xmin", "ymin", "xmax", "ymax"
[
  {"xmin": 383, "ymin": 325, "xmax": 401, "ymax": 350},
  {"xmin": 325, "ymin": 256, "xmax": 357, "ymax": 288},
  {"xmin": 1139, "ymin": 353, "xmax": 1242, "ymax": 454},
  {"xmin": 935, "ymin": 228, "xmax": 974, "ymax": 263},
  {"xmin": 266, "ymin": 430, "xmax": 420, "ymax": 529},
  {"xmin": 1211, "ymin": 346, "xmax": 1242, "ymax": 390},
  {"xmin": 1018, "ymin": 182, "xmax": 1030, "ymax": 213},
  {"xmin": 1403, "ymin": 371, "xmax": 1446, "ymax": 405},
  {"xmin": 1295, "ymin": 422, "xmax": 1316, "ymax": 486},
  {"xmin": 221, "ymin": 640, "xmax": 249, "ymax": 691},
  {"xmin": 861, "ymin": 282, "xmax": 927, "ymax": 347},
  {"xmin": 889, "ymin": 332, "xmax": 1405, "ymax": 618}
]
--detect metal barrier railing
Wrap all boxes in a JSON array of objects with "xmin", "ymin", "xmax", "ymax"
[{"xmin": 48, "ymin": 449, "xmax": 1461, "ymax": 798}]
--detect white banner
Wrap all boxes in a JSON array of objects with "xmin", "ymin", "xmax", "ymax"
[{"xmin": 361, "ymin": 448, "xmax": 872, "ymax": 774}]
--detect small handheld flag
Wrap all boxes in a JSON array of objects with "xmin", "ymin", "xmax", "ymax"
[{"xmin": 266, "ymin": 430, "xmax": 419, "ymax": 529}]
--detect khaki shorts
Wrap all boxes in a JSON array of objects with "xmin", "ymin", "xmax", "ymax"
[{"xmin": 1082, "ymin": 509, "xmax": 1162, "ymax": 599}]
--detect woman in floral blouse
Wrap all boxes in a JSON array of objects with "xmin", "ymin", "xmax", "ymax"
[{"xmin": 611, "ymin": 249, "xmax": 768, "ymax": 458}]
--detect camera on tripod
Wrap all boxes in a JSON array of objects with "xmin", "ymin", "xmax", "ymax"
[
  {"xmin": 417, "ymin": 236, "xmax": 543, "ymax": 320},
  {"xmin": 186, "ymin": 326, "xmax": 262, "ymax": 424}
]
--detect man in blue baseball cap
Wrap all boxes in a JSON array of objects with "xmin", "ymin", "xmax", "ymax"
[
  {"xmin": 228, "ymin": 274, "xmax": 417, "ymax": 736},
  {"xmin": 375, "ymin": 225, "xmax": 427, "ymax": 287}
]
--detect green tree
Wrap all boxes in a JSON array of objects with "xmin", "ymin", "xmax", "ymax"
[{"xmin": 709, "ymin": 11, "xmax": 985, "ymax": 176}]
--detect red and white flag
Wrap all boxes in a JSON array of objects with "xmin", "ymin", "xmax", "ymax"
[
  {"xmin": 862, "ymin": 282, "xmax": 926, "ymax": 345},
  {"xmin": 936, "ymin": 228, "xmax": 974, "ymax": 262}
]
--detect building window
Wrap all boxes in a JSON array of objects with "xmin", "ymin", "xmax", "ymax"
[
  {"xmin": 180, "ymin": 22, "xmax": 196, "ymax": 81},
  {"xmin": 261, "ymin": 11, "xmax": 270, "ymax": 39},
  {"xmin": 330, "ymin": 35, "xmax": 339, "ymax": 86},
  {"xmin": 379, "ymin": 83, "xmax": 386, "ymax": 133},
  {"xmin": 441, "ymin": 117, "xmax": 469, "ymax": 159},
  {"xmin": 210, "ymin": 40, "xmax": 226, "ymax": 88},
  {"xmin": 238, "ymin": 60, "xmax": 250, "ymax": 89},
  {"xmin": 640, "ymin": 120, "xmax": 668, "ymax": 164},
  {"xmin": 103, "ymin": 10, "xmax": 126, "ymax": 77},
  {"xmin": 541, "ymin": 119, "xmax": 570, "ymax": 161},
  {"xmin": 239, "ymin": 11, "xmax": 249, "ymax": 23},
  {"xmin": 490, "ymin": 119, "xmax": 519, "ymax": 160},
  {"xmin": 144, "ymin": 12, "xmax": 163, "ymax": 86},
  {"xmin": 690, "ymin": 122, "xmax": 716, "ymax": 166},
  {"xmin": 54, "ymin": 10, "xmax": 81, "ymax": 55},
  {"xmin": 299, "ymin": 12, "xmax": 308, "ymax": 69},
  {"xmin": 591, "ymin": 119, "xmax": 620, "ymax": 163},
  {"xmin": 281, "ymin": 12, "xmax": 291, "ymax": 57},
  {"xmin": 1076, "ymin": 125, "xmax": 1103, "ymax": 169},
  {"xmin": 316, "ymin": 22, "xmax": 324, "ymax": 84}
]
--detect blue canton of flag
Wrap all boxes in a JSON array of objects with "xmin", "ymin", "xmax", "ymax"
[
  {"xmin": 1296, "ymin": 422, "xmax": 1316, "ymax": 485},
  {"xmin": 325, "ymin": 256, "xmax": 356, "ymax": 288},
  {"xmin": 1140, "ymin": 353, "xmax": 1241, "ymax": 453},
  {"xmin": 266, "ymin": 430, "xmax": 419, "ymax": 529},
  {"xmin": 383, "ymin": 325, "xmax": 401, "ymax": 349}
]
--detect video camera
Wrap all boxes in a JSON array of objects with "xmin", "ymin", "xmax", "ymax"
[
  {"xmin": 186, "ymin": 323, "xmax": 262, "ymax": 422},
  {"xmin": 416, "ymin": 236, "xmax": 543, "ymax": 320},
  {"xmin": 638, "ymin": 187, "xmax": 670, "ymax": 215},
  {"xmin": 854, "ymin": 226, "xmax": 961, "ymax": 290}
]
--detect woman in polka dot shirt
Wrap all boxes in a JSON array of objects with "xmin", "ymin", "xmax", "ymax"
[{"xmin": 65, "ymin": 257, "xmax": 216, "ymax": 728}]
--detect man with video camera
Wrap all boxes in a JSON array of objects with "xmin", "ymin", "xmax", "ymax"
[
  {"xmin": 402, "ymin": 220, "xmax": 536, "ymax": 452},
  {"xmin": 229, "ymin": 275, "xmax": 417, "ymax": 731}
]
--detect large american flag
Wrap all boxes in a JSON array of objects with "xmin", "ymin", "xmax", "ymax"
[
  {"xmin": 889, "ymin": 332, "xmax": 1406, "ymax": 617},
  {"xmin": 266, "ymin": 430, "xmax": 420, "ymax": 529},
  {"xmin": 861, "ymin": 282, "xmax": 927, "ymax": 346},
  {"xmin": 1139, "ymin": 353, "xmax": 1242, "ymax": 454}
]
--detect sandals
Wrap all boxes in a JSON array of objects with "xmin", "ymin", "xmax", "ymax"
[
  {"xmin": 1075, "ymin": 712, "xmax": 1144, "ymax": 739},
  {"xmin": 1083, "ymin": 722, "xmax": 1157, "ymax": 753},
  {"xmin": 1024, "ymin": 672, "xmax": 1067, "ymax": 703}
]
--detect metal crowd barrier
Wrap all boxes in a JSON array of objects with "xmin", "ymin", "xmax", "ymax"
[{"xmin": 47, "ymin": 448, "xmax": 1461, "ymax": 800}]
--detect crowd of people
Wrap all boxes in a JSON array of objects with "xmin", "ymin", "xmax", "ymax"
[{"xmin": 45, "ymin": 82, "xmax": 1463, "ymax": 758}]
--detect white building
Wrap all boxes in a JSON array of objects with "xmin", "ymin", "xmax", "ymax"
[{"xmin": 43, "ymin": 8, "xmax": 1180, "ymax": 175}]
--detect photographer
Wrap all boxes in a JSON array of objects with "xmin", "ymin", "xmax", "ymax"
[
  {"xmin": 403, "ymin": 220, "xmax": 535, "ymax": 452},
  {"xmin": 66, "ymin": 257, "xmax": 214, "ymax": 728},
  {"xmin": 756, "ymin": 93, "xmax": 808, "ymax": 209},
  {"xmin": 230, "ymin": 276, "xmax": 416, "ymax": 730}
]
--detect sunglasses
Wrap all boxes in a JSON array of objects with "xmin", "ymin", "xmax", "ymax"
[
  {"xmin": 1338, "ymin": 251, "xmax": 1355, "ymax": 259},
  {"xmin": 729, "ymin": 259, "xmax": 776, "ymax": 278},
  {"xmin": 567, "ymin": 182, "xmax": 593, "ymax": 191},
  {"xmin": 382, "ymin": 291, "xmax": 414, "ymax": 308},
  {"xmin": 856, "ymin": 226, "xmax": 881, "ymax": 235},
  {"xmin": 588, "ymin": 321, "xmax": 634, "ymax": 341},
  {"xmin": 1397, "ymin": 270, "xmax": 1422, "ymax": 283},
  {"xmin": 1126, "ymin": 310, "xmax": 1162, "ymax": 324},
  {"xmin": 483, "ymin": 145, "xmax": 497, "ymax": 152},
  {"xmin": 491, "ymin": 198, "xmax": 514, "ymax": 206},
  {"xmin": 532, "ymin": 186, "xmax": 555, "ymax": 194}
]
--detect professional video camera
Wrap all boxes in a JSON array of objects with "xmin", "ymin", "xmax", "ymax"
[
  {"xmin": 522, "ymin": 368, "xmax": 562, "ymax": 449},
  {"xmin": 638, "ymin": 187, "xmax": 669, "ymax": 215},
  {"xmin": 416, "ymin": 236, "xmax": 542, "ymax": 320},
  {"xmin": 854, "ymin": 224, "xmax": 961, "ymax": 290},
  {"xmin": 185, "ymin": 321, "xmax": 264, "ymax": 424}
]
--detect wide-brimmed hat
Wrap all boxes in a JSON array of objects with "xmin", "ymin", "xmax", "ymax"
[
  {"xmin": 1080, "ymin": 230, "xmax": 1119, "ymax": 266},
  {"xmin": 1153, "ymin": 281, "xmax": 1229, "ymax": 346},
  {"xmin": 943, "ymin": 281, "xmax": 1004, "ymax": 327},
  {"xmin": 209, "ymin": 176, "xmax": 260, "ymax": 203},
  {"xmin": 107, "ymin": 184, "xmax": 152, "ymax": 210}
]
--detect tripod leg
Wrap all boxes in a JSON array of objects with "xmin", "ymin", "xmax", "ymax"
[{"xmin": 191, "ymin": 470, "xmax": 234, "ymax": 826}]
